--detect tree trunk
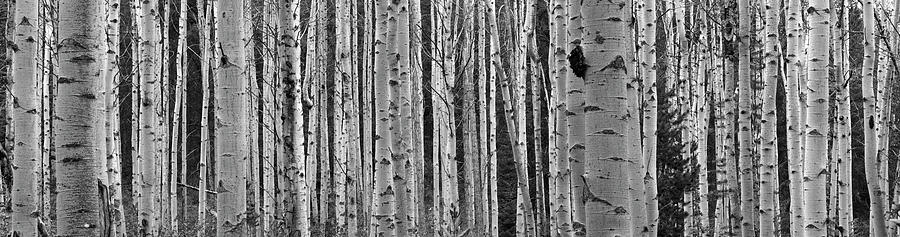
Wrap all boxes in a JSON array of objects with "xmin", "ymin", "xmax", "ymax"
[
  {"xmin": 863, "ymin": 1, "xmax": 887, "ymax": 236},
  {"xmin": 392, "ymin": 0, "xmax": 412, "ymax": 234},
  {"xmin": 759, "ymin": 0, "xmax": 780, "ymax": 235},
  {"xmin": 549, "ymin": 0, "xmax": 572, "ymax": 235},
  {"xmin": 736, "ymin": 0, "xmax": 755, "ymax": 235},
  {"xmin": 486, "ymin": 0, "xmax": 501, "ymax": 234},
  {"xmin": 624, "ymin": 0, "xmax": 647, "ymax": 235},
  {"xmin": 135, "ymin": 0, "xmax": 163, "ymax": 233},
  {"xmin": 408, "ymin": 0, "xmax": 424, "ymax": 235},
  {"xmin": 580, "ymin": 0, "xmax": 633, "ymax": 235},
  {"xmin": 565, "ymin": 0, "xmax": 586, "ymax": 234},
  {"xmin": 804, "ymin": 0, "xmax": 831, "ymax": 235},
  {"xmin": 641, "ymin": 0, "xmax": 659, "ymax": 233},
  {"xmin": 785, "ymin": 0, "xmax": 804, "ymax": 234},
  {"xmin": 837, "ymin": 0, "xmax": 853, "ymax": 233},
  {"xmin": 55, "ymin": 0, "xmax": 104, "ymax": 235},
  {"xmin": 197, "ymin": 0, "xmax": 213, "ymax": 235},
  {"xmin": 373, "ymin": 0, "xmax": 397, "ymax": 234},
  {"xmin": 694, "ymin": 6, "xmax": 710, "ymax": 234},
  {"xmin": 10, "ymin": 0, "xmax": 40, "ymax": 234},
  {"xmin": 214, "ymin": 0, "xmax": 249, "ymax": 235}
]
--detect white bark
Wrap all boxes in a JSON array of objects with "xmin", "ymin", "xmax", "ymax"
[
  {"xmin": 55, "ymin": 0, "xmax": 104, "ymax": 235},
  {"xmin": 581, "ymin": 0, "xmax": 633, "ymax": 235},
  {"xmin": 10, "ymin": 0, "xmax": 40, "ymax": 234},
  {"xmin": 804, "ymin": 0, "xmax": 831, "ymax": 235}
]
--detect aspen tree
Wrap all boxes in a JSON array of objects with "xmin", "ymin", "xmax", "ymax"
[
  {"xmin": 173, "ymin": 0, "xmax": 189, "ymax": 233},
  {"xmin": 466, "ymin": 1, "xmax": 485, "ymax": 233},
  {"xmin": 524, "ymin": 0, "xmax": 547, "ymax": 232},
  {"xmin": 515, "ymin": 0, "xmax": 535, "ymax": 235},
  {"xmin": 55, "ymin": 0, "xmax": 104, "ymax": 235},
  {"xmin": 785, "ymin": 0, "xmax": 804, "ymax": 234},
  {"xmin": 549, "ymin": 0, "xmax": 573, "ymax": 235},
  {"xmin": 334, "ymin": 0, "xmax": 351, "ymax": 234},
  {"xmin": 295, "ymin": 0, "xmax": 316, "ymax": 234},
  {"xmin": 564, "ymin": 0, "xmax": 586, "ymax": 234},
  {"xmin": 712, "ymin": 19, "xmax": 732, "ymax": 237},
  {"xmin": 343, "ymin": 0, "xmax": 362, "ymax": 233},
  {"xmin": 759, "ymin": 0, "xmax": 780, "ymax": 234},
  {"xmin": 623, "ymin": 0, "xmax": 648, "ymax": 234},
  {"xmin": 261, "ymin": 0, "xmax": 278, "ymax": 233},
  {"xmin": 580, "ymin": 0, "xmax": 633, "ymax": 235},
  {"xmin": 276, "ymin": 0, "xmax": 298, "ymax": 233},
  {"xmin": 694, "ymin": 5, "xmax": 710, "ymax": 233},
  {"xmin": 837, "ymin": 0, "xmax": 852, "ymax": 233},
  {"xmin": 473, "ymin": 0, "xmax": 487, "ymax": 235},
  {"xmin": 135, "ymin": 0, "xmax": 163, "ymax": 233},
  {"xmin": 408, "ymin": 0, "xmax": 423, "ymax": 234},
  {"xmin": 737, "ymin": 0, "xmax": 756, "ymax": 235},
  {"xmin": 10, "ymin": 0, "xmax": 40, "ymax": 234},
  {"xmin": 641, "ymin": 0, "xmax": 660, "ymax": 233},
  {"xmin": 863, "ymin": 0, "xmax": 887, "ymax": 236},
  {"xmin": 373, "ymin": 0, "xmax": 397, "ymax": 234},
  {"xmin": 37, "ymin": 0, "xmax": 54, "ymax": 225},
  {"xmin": 361, "ymin": 0, "xmax": 375, "ymax": 233},
  {"xmin": 485, "ymin": 0, "xmax": 501, "ymax": 234},
  {"xmin": 197, "ymin": 0, "xmax": 213, "ymax": 235},
  {"xmin": 245, "ymin": 0, "xmax": 259, "ymax": 233},
  {"xmin": 460, "ymin": 0, "xmax": 478, "ymax": 232},
  {"xmin": 104, "ymin": 0, "xmax": 124, "ymax": 234},
  {"xmin": 392, "ymin": 0, "xmax": 413, "ymax": 235},
  {"xmin": 214, "ymin": 0, "xmax": 249, "ymax": 235},
  {"xmin": 407, "ymin": 0, "xmax": 423, "ymax": 231},
  {"xmin": 876, "ymin": 13, "xmax": 892, "ymax": 222},
  {"xmin": 431, "ymin": 0, "xmax": 460, "ymax": 234},
  {"xmin": 724, "ymin": 58, "xmax": 741, "ymax": 236},
  {"xmin": 804, "ymin": 0, "xmax": 831, "ymax": 235}
]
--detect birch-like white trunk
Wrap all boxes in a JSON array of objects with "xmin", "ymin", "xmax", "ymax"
[
  {"xmin": 55, "ymin": 0, "xmax": 104, "ymax": 235},
  {"xmin": 10, "ymin": 0, "xmax": 40, "ymax": 235},
  {"xmin": 804, "ymin": 0, "xmax": 831, "ymax": 235},
  {"xmin": 581, "ymin": 0, "xmax": 633, "ymax": 235}
]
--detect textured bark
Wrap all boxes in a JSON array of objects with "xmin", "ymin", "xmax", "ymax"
[
  {"xmin": 135, "ymin": 0, "xmax": 162, "ymax": 233},
  {"xmin": 694, "ymin": 6, "xmax": 710, "ymax": 235},
  {"xmin": 295, "ymin": 0, "xmax": 317, "ymax": 235},
  {"xmin": 408, "ymin": 0, "xmax": 424, "ymax": 235},
  {"xmin": 104, "ymin": 0, "xmax": 124, "ymax": 234},
  {"xmin": 373, "ymin": 0, "xmax": 397, "ymax": 234},
  {"xmin": 172, "ymin": 0, "xmax": 188, "ymax": 233},
  {"xmin": 514, "ymin": 0, "xmax": 535, "ymax": 235},
  {"xmin": 565, "ymin": 0, "xmax": 586, "ymax": 234},
  {"xmin": 785, "ymin": 0, "xmax": 804, "ymax": 234},
  {"xmin": 260, "ymin": 1, "xmax": 278, "ymax": 234},
  {"xmin": 549, "ymin": 0, "xmax": 572, "ymax": 235},
  {"xmin": 641, "ymin": 0, "xmax": 659, "ymax": 234},
  {"xmin": 804, "ymin": 0, "xmax": 830, "ymax": 235},
  {"xmin": 10, "ymin": 0, "xmax": 40, "ymax": 235},
  {"xmin": 624, "ymin": 0, "xmax": 647, "ymax": 235},
  {"xmin": 759, "ymin": 0, "xmax": 780, "ymax": 235},
  {"xmin": 197, "ymin": 0, "xmax": 212, "ymax": 235},
  {"xmin": 836, "ymin": 0, "xmax": 852, "ymax": 233},
  {"xmin": 580, "ymin": 0, "xmax": 633, "ymax": 235},
  {"xmin": 736, "ymin": 0, "xmax": 755, "ymax": 235},
  {"xmin": 335, "ymin": 0, "xmax": 352, "ymax": 234},
  {"xmin": 392, "ymin": 0, "xmax": 412, "ymax": 234},
  {"xmin": 55, "ymin": 0, "xmax": 104, "ymax": 235},
  {"xmin": 485, "ymin": 0, "xmax": 501, "ymax": 234},
  {"xmin": 214, "ymin": 0, "xmax": 249, "ymax": 235},
  {"xmin": 863, "ymin": 1, "xmax": 887, "ymax": 236}
]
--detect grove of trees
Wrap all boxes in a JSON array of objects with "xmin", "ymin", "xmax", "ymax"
[{"xmin": 3, "ymin": 0, "xmax": 900, "ymax": 236}]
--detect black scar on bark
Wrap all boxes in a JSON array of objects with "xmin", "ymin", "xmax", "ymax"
[{"xmin": 568, "ymin": 43, "xmax": 588, "ymax": 78}]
